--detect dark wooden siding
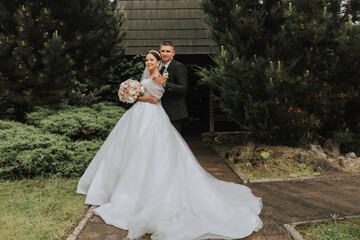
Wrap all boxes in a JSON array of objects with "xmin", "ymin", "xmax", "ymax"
[{"xmin": 118, "ymin": 0, "xmax": 217, "ymax": 55}]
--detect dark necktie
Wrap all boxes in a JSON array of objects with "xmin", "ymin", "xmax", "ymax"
[{"xmin": 159, "ymin": 65, "xmax": 166, "ymax": 75}]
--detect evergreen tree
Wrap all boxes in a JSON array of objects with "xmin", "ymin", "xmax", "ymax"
[
  {"xmin": 199, "ymin": 0, "xmax": 360, "ymax": 145},
  {"xmin": 0, "ymin": 0, "xmax": 126, "ymax": 119}
]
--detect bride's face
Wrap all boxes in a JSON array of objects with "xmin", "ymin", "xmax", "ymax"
[{"xmin": 145, "ymin": 54, "xmax": 160, "ymax": 71}]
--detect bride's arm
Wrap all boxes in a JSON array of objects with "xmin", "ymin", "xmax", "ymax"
[
  {"xmin": 136, "ymin": 74, "xmax": 165, "ymax": 104},
  {"xmin": 144, "ymin": 74, "xmax": 165, "ymax": 100}
]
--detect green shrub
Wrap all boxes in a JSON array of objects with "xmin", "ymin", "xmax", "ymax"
[
  {"xmin": 26, "ymin": 102, "xmax": 125, "ymax": 140},
  {"xmin": 71, "ymin": 140, "xmax": 104, "ymax": 174},
  {"xmin": 0, "ymin": 102, "xmax": 126, "ymax": 179},
  {"xmin": 103, "ymin": 54, "xmax": 145, "ymax": 102},
  {"xmin": 0, "ymin": 120, "xmax": 22, "ymax": 130},
  {"xmin": 25, "ymin": 104, "xmax": 69, "ymax": 126},
  {"xmin": 341, "ymin": 133, "xmax": 360, "ymax": 156},
  {"xmin": 0, "ymin": 120, "xmax": 104, "ymax": 179},
  {"xmin": 0, "ymin": 121, "xmax": 68, "ymax": 178}
]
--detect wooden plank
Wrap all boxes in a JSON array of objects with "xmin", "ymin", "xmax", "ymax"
[
  {"xmin": 119, "ymin": 1, "xmax": 201, "ymax": 10},
  {"xmin": 123, "ymin": 39, "xmax": 215, "ymax": 47},
  {"xmin": 213, "ymin": 102, "xmax": 221, "ymax": 108},
  {"xmin": 209, "ymin": 87, "xmax": 214, "ymax": 133},
  {"xmin": 123, "ymin": 45, "xmax": 218, "ymax": 55},
  {"xmin": 117, "ymin": 0, "xmax": 217, "ymax": 55},
  {"xmin": 213, "ymin": 114, "xmax": 229, "ymax": 122},
  {"xmin": 125, "ymin": 9, "xmax": 206, "ymax": 20},
  {"xmin": 123, "ymin": 19, "xmax": 207, "ymax": 30},
  {"xmin": 124, "ymin": 29, "xmax": 212, "ymax": 40}
]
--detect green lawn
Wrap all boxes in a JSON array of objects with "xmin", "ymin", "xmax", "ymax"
[
  {"xmin": 0, "ymin": 178, "xmax": 86, "ymax": 240},
  {"xmin": 296, "ymin": 218, "xmax": 360, "ymax": 240}
]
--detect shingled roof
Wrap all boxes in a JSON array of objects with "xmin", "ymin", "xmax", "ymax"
[{"xmin": 118, "ymin": 0, "xmax": 217, "ymax": 55}]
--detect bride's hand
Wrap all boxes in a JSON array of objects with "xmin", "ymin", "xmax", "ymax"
[{"xmin": 153, "ymin": 73, "xmax": 165, "ymax": 86}]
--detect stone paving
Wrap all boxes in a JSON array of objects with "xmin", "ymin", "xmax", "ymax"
[{"xmin": 75, "ymin": 137, "xmax": 360, "ymax": 240}]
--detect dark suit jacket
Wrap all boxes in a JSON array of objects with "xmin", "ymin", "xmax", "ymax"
[{"xmin": 161, "ymin": 59, "xmax": 188, "ymax": 121}]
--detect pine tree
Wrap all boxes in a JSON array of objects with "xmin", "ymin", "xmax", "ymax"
[
  {"xmin": 0, "ymin": 0, "xmax": 126, "ymax": 119},
  {"xmin": 199, "ymin": 0, "xmax": 360, "ymax": 145}
]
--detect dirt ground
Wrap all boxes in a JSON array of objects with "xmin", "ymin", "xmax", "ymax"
[{"xmin": 225, "ymin": 143, "xmax": 360, "ymax": 180}]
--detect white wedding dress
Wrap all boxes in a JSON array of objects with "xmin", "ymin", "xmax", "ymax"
[{"xmin": 77, "ymin": 78, "xmax": 263, "ymax": 240}]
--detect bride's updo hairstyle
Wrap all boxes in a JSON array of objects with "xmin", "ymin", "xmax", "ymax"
[{"xmin": 148, "ymin": 50, "xmax": 161, "ymax": 61}]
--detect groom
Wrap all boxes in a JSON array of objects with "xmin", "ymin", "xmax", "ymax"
[{"xmin": 158, "ymin": 41, "xmax": 188, "ymax": 134}]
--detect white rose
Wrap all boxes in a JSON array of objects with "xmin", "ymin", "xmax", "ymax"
[
  {"xmin": 129, "ymin": 89, "xmax": 136, "ymax": 95},
  {"xmin": 163, "ymin": 72, "xmax": 169, "ymax": 79},
  {"xmin": 140, "ymin": 86, "xmax": 145, "ymax": 94},
  {"xmin": 128, "ymin": 97, "xmax": 134, "ymax": 103},
  {"xmin": 129, "ymin": 81, "xmax": 137, "ymax": 87}
]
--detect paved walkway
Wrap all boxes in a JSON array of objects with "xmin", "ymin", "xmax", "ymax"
[{"xmin": 75, "ymin": 138, "xmax": 360, "ymax": 240}]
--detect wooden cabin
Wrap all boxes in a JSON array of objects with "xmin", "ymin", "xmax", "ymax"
[
  {"xmin": 118, "ymin": 0, "xmax": 217, "ymax": 55},
  {"xmin": 118, "ymin": 0, "xmax": 234, "ymax": 133}
]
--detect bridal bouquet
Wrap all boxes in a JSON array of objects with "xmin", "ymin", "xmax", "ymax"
[{"xmin": 118, "ymin": 79, "xmax": 145, "ymax": 103}]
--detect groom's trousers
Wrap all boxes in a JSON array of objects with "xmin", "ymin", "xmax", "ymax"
[{"xmin": 171, "ymin": 119, "xmax": 185, "ymax": 135}]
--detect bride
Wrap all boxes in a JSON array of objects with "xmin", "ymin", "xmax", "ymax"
[{"xmin": 77, "ymin": 50, "xmax": 263, "ymax": 240}]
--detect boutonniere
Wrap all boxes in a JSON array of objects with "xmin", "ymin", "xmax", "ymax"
[
  {"xmin": 161, "ymin": 69, "xmax": 169, "ymax": 87},
  {"xmin": 162, "ymin": 69, "xmax": 169, "ymax": 80}
]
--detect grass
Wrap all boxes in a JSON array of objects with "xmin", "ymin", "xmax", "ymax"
[
  {"xmin": 234, "ymin": 153, "xmax": 319, "ymax": 180},
  {"xmin": 296, "ymin": 217, "xmax": 360, "ymax": 240},
  {"xmin": 212, "ymin": 142, "xmax": 320, "ymax": 180},
  {"xmin": 0, "ymin": 178, "xmax": 86, "ymax": 240}
]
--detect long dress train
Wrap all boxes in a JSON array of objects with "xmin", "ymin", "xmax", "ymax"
[{"xmin": 77, "ymin": 78, "xmax": 262, "ymax": 240}]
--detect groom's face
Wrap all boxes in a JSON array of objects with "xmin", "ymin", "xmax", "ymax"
[{"xmin": 160, "ymin": 45, "xmax": 175, "ymax": 64}]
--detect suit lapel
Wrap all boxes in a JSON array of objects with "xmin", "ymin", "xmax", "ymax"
[
  {"xmin": 167, "ymin": 60, "xmax": 174, "ymax": 71},
  {"xmin": 166, "ymin": 60, "xmax": 175, "ymax": 82}
]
